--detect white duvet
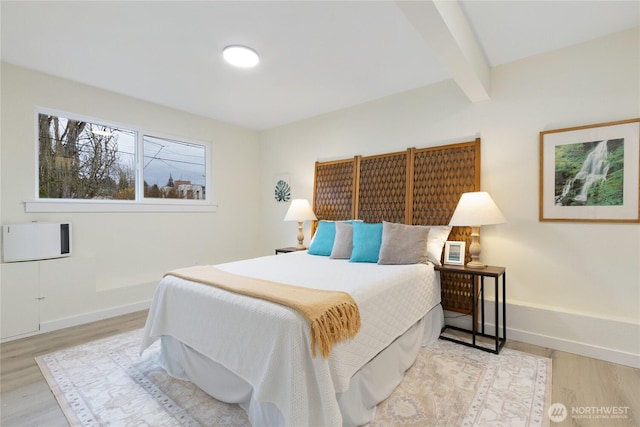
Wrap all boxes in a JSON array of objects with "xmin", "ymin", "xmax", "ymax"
[{"xmin": 140, "ymin": 251, "xmax": 440, "ymax": 427}]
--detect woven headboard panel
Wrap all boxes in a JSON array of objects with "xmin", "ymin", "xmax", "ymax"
[
  {"xmin": 313, "ymin": 158, "xmax": 356, "ymax": 221},
  {"xmin": 411, "ymin": 141, "xmax": 481, "ymax": 313},
  {"xmin": 357, "ymin": 151, "xmax": 408, "ymax": 223},
  {"xmin": 313, "ymin": 138, "xmax": 481, "ymax": 314}
]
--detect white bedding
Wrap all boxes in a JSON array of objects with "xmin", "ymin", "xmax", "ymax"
[{"xmin": 140, "ymin": 251, "xmax": 441, "ymax": 427}]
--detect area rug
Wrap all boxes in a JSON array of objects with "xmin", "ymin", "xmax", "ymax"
[{"xmin": 36, "ymin": 329, "xmax": 551, "ymax": 426}]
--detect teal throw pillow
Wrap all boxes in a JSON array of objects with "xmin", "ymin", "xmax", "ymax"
[
  {"xmin": 350, "ymin": 222, "xmax": 383, "ymax": 263},
  {"xmin": 308, "ymin": 220, "xmax": 336, "ymax": 256}
]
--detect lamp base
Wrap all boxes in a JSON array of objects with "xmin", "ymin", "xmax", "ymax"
[
  {"xmin": 466, "ymin": 260, "xmax": 487, "ymax": 268},
  {"xmin": 295, "ymin": 221, "xmax": 306, "ymax": 250},
  {"xmin": 467, "ymin": 227, "xmax": 485, "ymax": 268}
]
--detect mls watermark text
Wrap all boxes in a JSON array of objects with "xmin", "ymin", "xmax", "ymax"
[{"xmin": 548, "ymin": 403, "xmax": 631, "ymax": 423}]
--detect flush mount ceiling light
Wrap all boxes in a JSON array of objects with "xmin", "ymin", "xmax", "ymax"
[{"xmin": 223, "ymin": 45, "xmax": 259, "ymax": 68}]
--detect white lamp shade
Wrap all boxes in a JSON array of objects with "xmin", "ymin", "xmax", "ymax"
[
  {"xmin": 284, "ymin": 199, "xmax": 317, "ymax": 222},
  {"xmin": 449, "ymin": 192, "xmax": 506, "ymax": 226}
]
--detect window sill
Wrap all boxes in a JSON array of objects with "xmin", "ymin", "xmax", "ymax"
[{"xmin": 24, "ymin": 200, "xmax": 218, "ymax": 213}]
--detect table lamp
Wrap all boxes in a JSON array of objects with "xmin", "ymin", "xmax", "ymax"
[
  {"xmin": 449, "ymin": 192, "xmax": 506, "ymax": 268},
  {"xmin": 284, "ymin": 199, "xmax": 317, "ymax": 250}
]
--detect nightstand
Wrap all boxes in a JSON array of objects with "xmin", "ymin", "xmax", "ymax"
[
  {"xmin": 435, "ymin": 264, "xmax": 506, "ymax": 354},
  {"xmin": 275, "ymin": 247, "xmax": 300, "ymax": 255}
]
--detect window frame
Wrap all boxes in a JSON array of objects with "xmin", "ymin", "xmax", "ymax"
[{"xmin": 26, "ymin": 108, "xmax": 216, "ymax": 213}]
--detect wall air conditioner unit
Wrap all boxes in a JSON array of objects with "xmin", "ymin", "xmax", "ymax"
[{"xmin": 2, "ymin": 222, "xmax": 71, "ymax": 262}]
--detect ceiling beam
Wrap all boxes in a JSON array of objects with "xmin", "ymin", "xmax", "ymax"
[{"xmin": 396, "ymin": 0, "xmax": 490, "ymax": 102}]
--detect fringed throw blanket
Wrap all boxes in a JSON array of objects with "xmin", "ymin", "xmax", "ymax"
[{"xmin": 164, "ymin": 266, "xmax": 361, "ymax": 358}]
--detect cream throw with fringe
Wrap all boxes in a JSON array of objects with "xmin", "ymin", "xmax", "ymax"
[{"xmin": 164, "ymin": 265, "xmax": 361, "ymax": 358}]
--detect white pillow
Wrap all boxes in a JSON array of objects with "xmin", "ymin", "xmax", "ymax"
[{"xmin": 426, "ymin": 225, "xmax": 452, "ymax": 265}]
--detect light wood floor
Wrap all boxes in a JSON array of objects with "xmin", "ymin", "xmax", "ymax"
[{"xmin": 1, "ymin": 310, "xmax": 638, "ymax": 426}]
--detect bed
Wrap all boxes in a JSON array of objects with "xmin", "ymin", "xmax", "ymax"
[{"xmin": 140, "ymin": 139, "xmax": 481, "ymax": 426}]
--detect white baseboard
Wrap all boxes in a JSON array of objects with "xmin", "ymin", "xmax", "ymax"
[
  {"xmin": 40, "ymin": 300, "xmax": 151, "ymax": 333},
  {"xmin": 507, "ymin": 326, "xmax": 640, "ymax": 369},
  {"xmin": 445, "ymin": 300, "xmax": 640, "ymax": 369},
  {"xmin": 0, "ymin": 300, "xmax": 151, "ymax": 343}
]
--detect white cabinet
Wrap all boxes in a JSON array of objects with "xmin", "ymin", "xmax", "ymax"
[{"xmin": 1, "ymin": 262, "xmax": 40, "ymax": 339}]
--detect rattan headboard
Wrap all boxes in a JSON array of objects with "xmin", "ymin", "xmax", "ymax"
[{"xmin": 312, "ymin": 138, "xmax": 481, "ymax": 314}]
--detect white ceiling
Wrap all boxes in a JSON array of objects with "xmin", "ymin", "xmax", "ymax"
[{"xmin": 2, "ymin": 1, "xmax": 638, "ymax": 130}]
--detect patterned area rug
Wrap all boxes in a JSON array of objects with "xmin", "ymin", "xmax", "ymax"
[{"xmin": 36, "ymin": 329, "xmax": 551, "ymax": 426}]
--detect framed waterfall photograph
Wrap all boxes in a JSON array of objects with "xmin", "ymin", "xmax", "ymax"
[{"xmin": 539, "ymin": 118, "xmax": 640, "ymax": 223}]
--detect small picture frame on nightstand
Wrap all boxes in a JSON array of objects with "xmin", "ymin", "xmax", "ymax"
[{"xmin": 444, "ymin": 241, "xmax": 465, "ymax": 265}]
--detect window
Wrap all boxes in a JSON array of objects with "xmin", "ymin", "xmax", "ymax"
[
  {"xmin": 32, "ymin": 109, "xmax": 213, "ymax": 212},
  {"xmin": 143, "ymin": 136, "xmax": 206, "ymax": 200},
  {"xmin": 38, "ymin": 113, "xmax": 136, "ymax": 200}
]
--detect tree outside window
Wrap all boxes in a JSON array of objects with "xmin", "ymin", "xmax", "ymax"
[
  {"xmin": 38, "ymin": 113, "xmax": 135, "ymax": 200},
  {"xmin": 37, "ymin": 111, "xmax": 209, "ymax": 203}
]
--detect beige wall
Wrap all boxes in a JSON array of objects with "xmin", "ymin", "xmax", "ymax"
[
  {"xmin": 1, "ymin": 63, "xmax": 262, "ymax": 334},
  {"xmin": 258, "ymin": 28, "xmax": 640, "ymax": 366}
]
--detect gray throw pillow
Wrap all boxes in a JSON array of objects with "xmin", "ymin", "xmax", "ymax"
[
  {"xmin": 378, "ymin": 222, "xmax": 430, "ymax": 265},
  {"xmin": 329, "ymin": 222, "xmax": 353, "ymax": 259}
]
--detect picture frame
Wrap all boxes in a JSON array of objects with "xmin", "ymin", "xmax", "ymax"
[
  {"xmin": 273, "ymin": 174, "xmax": 291, "ymax": 202},
  {"xmin": 444, "ymin": 241, "xmax": 466, "ymax": 266},
  {"xmin": 539, "ymin": 118, "xmax": 640, "ymax": 223}
]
